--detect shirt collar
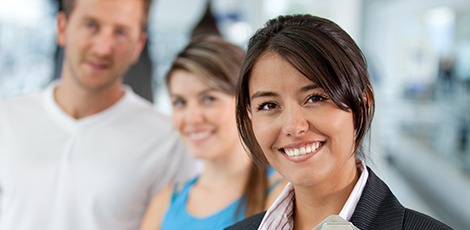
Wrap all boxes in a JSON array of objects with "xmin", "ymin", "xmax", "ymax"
[
  {"xmin": 43, "ymin": 80, "xmax": 134, "ymax": 132},
  {"xmin": 339, "ymin": 160, "xmax": 368, "ymax": 221},
  {"xmin": 258, "ymin": 160, "xmax": 368, "ymax": 230}
]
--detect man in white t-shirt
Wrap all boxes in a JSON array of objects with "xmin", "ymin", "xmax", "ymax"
[{"xmin": 0, "ymin": 0, "xmax": 197, "ymax": 229}]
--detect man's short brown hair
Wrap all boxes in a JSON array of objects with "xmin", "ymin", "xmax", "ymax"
[{"xmin": 61, "ymin": 0, "xmax": 152, "ymax": 30}]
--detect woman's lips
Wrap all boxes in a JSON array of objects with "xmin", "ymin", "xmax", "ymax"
[
  {"xmin": 279, "ymin": 142, "xmax": 324, "ymax": 162},
  {"xmin": 186, "ymin": 130, "xmax": 214, "ymax": 144},
  {"xmin": 283, "ymin": 142, "xmax": 323, "ymax": 157}
]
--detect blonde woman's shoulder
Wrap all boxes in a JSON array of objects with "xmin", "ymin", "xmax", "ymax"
[{"xmin": 139, "ymin": 184, "xmax": 174, "ymax": 230}]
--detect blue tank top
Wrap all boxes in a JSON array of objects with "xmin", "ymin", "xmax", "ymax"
[{"xmin": 161, "ymin": 167, "xmax": 280, "ymax": 230}]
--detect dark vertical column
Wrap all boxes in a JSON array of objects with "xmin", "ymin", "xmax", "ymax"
[
  {"xmin": 123, "ymin": 41, "xmax": 154, "ymax": 103},
  {"xmin": 191, "ymin": 0, "xmax": 221, "ymax": 38},
  {"xmin": 53, "ymin": 0, "xmax": 63, "ymax": 81}
]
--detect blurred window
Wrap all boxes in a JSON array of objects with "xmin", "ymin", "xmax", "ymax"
[{"xmin": 0, "ymin": 0, "xmax": 57, "ymax": 99}]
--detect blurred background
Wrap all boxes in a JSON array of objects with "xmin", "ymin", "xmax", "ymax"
[{"xmin": 0, "ymin": 0, "xmax": 469, "ymax": 229}]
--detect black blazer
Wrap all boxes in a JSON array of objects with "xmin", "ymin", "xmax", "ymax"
[{"xmin": 225, "ymin": 168, "xmax": 452, "ymax": 230}]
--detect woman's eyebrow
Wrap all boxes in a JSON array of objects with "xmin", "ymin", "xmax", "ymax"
[
  {"xmin": 250, "ymin": 84, "xmax": 319, "ymax": 100},
  {"xmin": 299, "ymin": 84, "xmax": 320, "ymax": 93},
  {"xmin": 198, "ymin": 89, "xmax": 216, "ymax": 96},
  {"xmin": 250, "ymin": 91, "xmax": 278, "ymax": 101}
]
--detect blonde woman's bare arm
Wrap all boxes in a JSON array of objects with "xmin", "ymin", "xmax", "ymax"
[{"xmin": 139, "ymin": 185, "xmax": 173, "ymax": 230}]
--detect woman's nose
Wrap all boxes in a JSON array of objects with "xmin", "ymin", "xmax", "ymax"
[
  {"xmin": 282, "ymin": 105, "xmax": 309, "ymax": 137},
  {"xmin": 185, "ymin": 104, "xmax": 205, "ymax": 125}
]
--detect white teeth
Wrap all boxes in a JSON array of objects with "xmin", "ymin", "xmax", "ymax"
[
  {"xmin": 312, "ymin": 143, "xmax": 320, "ymax": 151},
  {"xmin": 188, "ymin": 131, "xmax": 210, "ymax": 140},
  {"xmin": 294, "ymin": 149, "xmax": 300, "ymax": 156},
  {"xmin": 285, "ymin": 143, "xmax": 322, "ymax": 157}
]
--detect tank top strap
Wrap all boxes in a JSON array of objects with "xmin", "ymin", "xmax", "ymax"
[
  {"xmin": 267, "ymin": 178, "xmax": 283, "ymax": 195},
  {"xmin": 170, "ymin": 176, "xmax": 198, "ymax": 203},
  {"xmin": 267, "ymin": 166, "xmax": 284, "ymax": 195},
  {"xmin": 161, "ymin": 175, "xmax": 245, "ymax": 230}
]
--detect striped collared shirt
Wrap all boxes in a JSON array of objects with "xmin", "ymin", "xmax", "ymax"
[{"xmin": 258, "ymin": 160, "xmax": 369, "ymax": 230}]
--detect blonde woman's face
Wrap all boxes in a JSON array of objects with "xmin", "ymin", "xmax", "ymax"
[
  {"xmin": 248, "ymin": 52, "xmax": 357, "ymax": 188},
  {"xmin": 170, "ymin": 70, "xmax": 239, "ymax": 160}
]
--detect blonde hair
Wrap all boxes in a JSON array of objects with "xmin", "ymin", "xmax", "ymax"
[{"xmin": 166, "ymin": 36, "xmax": 268, "ymax": 218}]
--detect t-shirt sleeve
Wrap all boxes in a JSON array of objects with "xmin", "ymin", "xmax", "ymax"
[{"xmin": 148, "ymin": 135, "xmax": 198, "ymax": 198}]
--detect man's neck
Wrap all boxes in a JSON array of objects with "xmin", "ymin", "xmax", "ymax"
[{"xmin": 54, "ymin": 76, "xmax": 125, "ymax": 120}]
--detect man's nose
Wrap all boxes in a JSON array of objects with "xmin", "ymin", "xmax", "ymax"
[{"xmin": 93, "ymin": 30, "xmax": 113, "ymax": 57}]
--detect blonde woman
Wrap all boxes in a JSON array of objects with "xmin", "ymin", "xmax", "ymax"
[{"xmin": 140, "ymin": 36, "xmax": 286, "ymax": 230}]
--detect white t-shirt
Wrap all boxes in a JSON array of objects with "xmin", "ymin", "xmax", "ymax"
[{"xmin": 0, "ymin": 82, "xmax": 197, "ymax": 230}]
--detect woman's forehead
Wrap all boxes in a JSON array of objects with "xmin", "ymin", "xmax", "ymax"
[{"xmin": 248, "ymin": 53, "xmax": 323, "ymax": 97}]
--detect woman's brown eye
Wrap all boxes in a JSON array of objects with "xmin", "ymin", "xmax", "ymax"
[
  {"xmin": 307, "ymin": 94, "xmax": 327, "ymax": 103},
  {"xmin": 258, "ymin": 102, "xmax": 277, "ymax": 111}
]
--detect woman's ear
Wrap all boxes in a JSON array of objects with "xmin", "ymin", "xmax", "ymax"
[
  {"xmin": 363, "ymin": 85, "xmax": 374, "ymax": 112},
  {"xmin": 247, "ymin": 107, "xmax": 252, "ymax": 120}
]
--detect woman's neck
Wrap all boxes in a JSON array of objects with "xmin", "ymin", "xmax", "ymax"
[
  {"xmin": 197, "ymin": 144, "xmax": 251, "ymax": 187},
  {"xmin": 293, "ymin": 158, "xmax": 359, "ymax": 230},
  {"xmin": 185, "ymin": 143, "xmax": 252, "ymax": 217}
]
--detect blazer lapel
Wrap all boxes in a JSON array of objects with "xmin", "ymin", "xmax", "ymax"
[{"xmin": 350, "ymin": 167, "xmax": 405, "ymax": 229}]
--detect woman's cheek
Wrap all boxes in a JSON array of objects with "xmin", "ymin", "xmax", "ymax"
[{"xmin": 252, "ymin": 118, "xmax": 275, "ymax": 152}]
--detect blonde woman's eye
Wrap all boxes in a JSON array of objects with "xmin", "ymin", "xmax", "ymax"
[
  {"xmin": 172, "ymin": 98, "xmax": 185, "ymax": 107},
  {"xmin": 203, "ymin": 96, "xmax": 216, "ymax": 103}
]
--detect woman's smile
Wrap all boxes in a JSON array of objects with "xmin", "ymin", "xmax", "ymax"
[
  {"xmin": 278, "ymin": 141, "xmax": 324, "ymax": 163},
  {"xmin": 249, "ymin": 52, "xmax": 357, "ymax": 188}
]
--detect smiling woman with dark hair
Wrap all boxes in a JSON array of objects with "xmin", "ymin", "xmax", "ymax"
[{"xmin": 226, "ymin": 15, "xmax": 452, "ymax": 230}]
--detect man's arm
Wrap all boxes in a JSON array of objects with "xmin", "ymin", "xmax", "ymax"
[{"xmin": 148, "ymin": 135, "xmax": 198, "ymax": 199}]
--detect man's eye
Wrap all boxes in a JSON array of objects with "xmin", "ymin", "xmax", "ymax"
[
  {"xmin": 86, "ymin": 21, "xmax": 96, "ymax": 29},
  {"xmin": 116, "ymin": 29, "xmax": 127, "ymax": 36}
]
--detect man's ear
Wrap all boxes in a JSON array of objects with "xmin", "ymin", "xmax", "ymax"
[
  {"xmin": 131, "ymin": 32, "xmax": 147, "ymax": 64},
  {"xmin": 57, "ymin": 12, "xmax": 68, "ymax": 47}
]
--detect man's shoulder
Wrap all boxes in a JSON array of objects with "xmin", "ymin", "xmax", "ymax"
[
  {"xmin": 0, "ymin": 90, "xmax": 44, "ymax": 112},
  {"xmin": 403, "ymin": 209, "xmax": 453, "ymax": 230},
  {"xmin": 225, "ymin": 212, "xmax": 266, "ymax": 230},
  {"xmin": 124, "ymin": 92, "xmax": 172, "ymax": 124},
  {"xmin": 1, "ymin": 90, "xmax": 43, "ymax": 104}
]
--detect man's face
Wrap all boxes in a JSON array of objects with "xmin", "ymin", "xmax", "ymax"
[{"xmin": 57, "ymin": 0, "xmax": 147, "ymax": 91}]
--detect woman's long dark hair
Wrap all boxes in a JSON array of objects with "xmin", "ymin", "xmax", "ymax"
[
  {"xmin": 236, "ymin": 15, "xmax": 375, "ymax": 166},
  {"xmin": 166, "ymin": 36, "xmax": 268, "ymax": 218}
]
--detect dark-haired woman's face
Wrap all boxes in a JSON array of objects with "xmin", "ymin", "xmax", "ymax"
[{"xmin": 248, "ymin": 52, "xmax": 357, "ymax": 188}]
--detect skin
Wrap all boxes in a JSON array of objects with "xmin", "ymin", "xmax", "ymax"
[
  {"xmin": 170, "ymin": 70, "xmax": 243, "ymax": 161},
  {"xmin": 249, "ymin": 52, "xmax": 359, "ymax": 229},
  {"xmin": 56, "ymin": 0, "xmax": 147, "ymax": 119},
  {"xmin": 139, "ymin": 70, "xmax": 287, "ymax": 230}
]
